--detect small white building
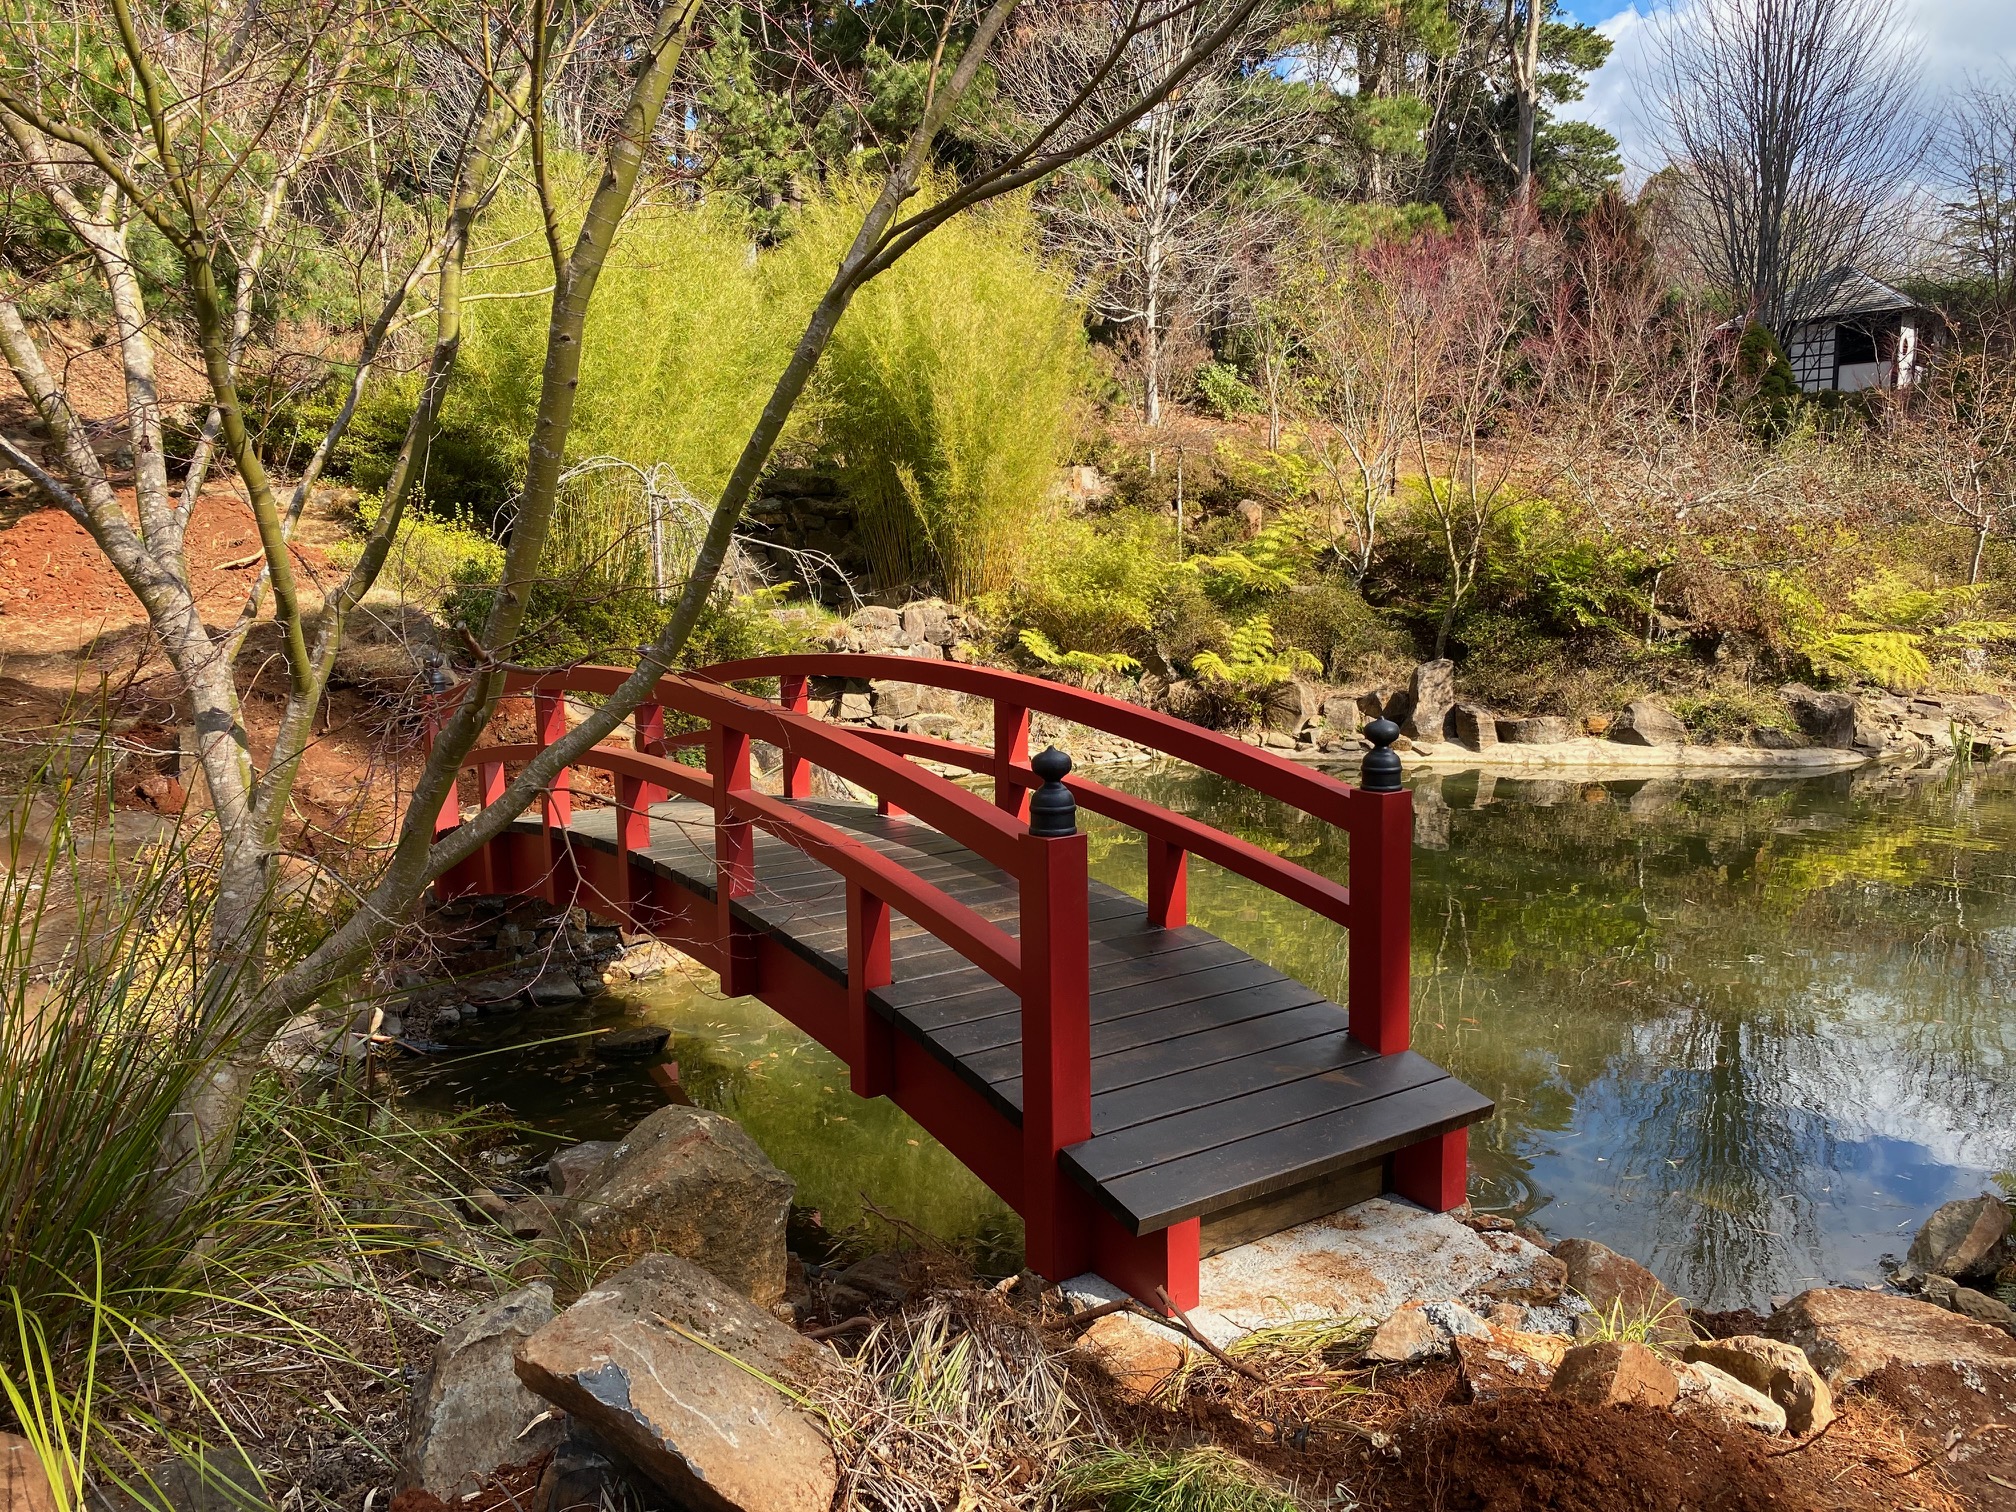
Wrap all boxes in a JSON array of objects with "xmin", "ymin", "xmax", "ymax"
[{"xmin": 1779, "ymin": 267, "xmax": 1935, "ymax": 394}]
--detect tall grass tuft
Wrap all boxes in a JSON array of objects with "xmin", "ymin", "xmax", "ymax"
[
  {"xmin": 1056, "ymin": 1444, "xmax": 1301, "ymax": 1512},
  {"xmin": 780, "ymin": 182, "xmax": 1089, "ymax": 601}
]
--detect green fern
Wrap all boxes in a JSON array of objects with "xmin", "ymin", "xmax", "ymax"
[
  {"xmin": 1772, "ymin": 572, "xmax": 2016, "ymax": 691},
  {"xmin": 1017, "ymin": 627, "xmax": 1141, "ymax": 676},
  {"xmin": 1189, "ymin": 614, "xmax": 1321, "ymax": 692}
]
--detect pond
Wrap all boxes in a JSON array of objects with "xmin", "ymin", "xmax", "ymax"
[{"xmin": 398, "ymin": 757, "xmax": 2016, "ymax": 1309}]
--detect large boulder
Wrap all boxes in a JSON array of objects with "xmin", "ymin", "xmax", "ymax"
[
  {"xmin": 1609, "ymin": 699, "xmax": 1688, "ymax": 747},
  {"xmin": 1553, "ymin": 1239, "xmax": 1689, "ymax": 1345},
  {"xmin": 1449, "ymin": 704, "xmax": 1498, "ymax": 752},
  {"xmin": 1262, "ymin": 680, "xmax": 1321, "ymax": 736},
  {"xmin": 1684, "ymin": 1336, "xmax": 1833, "ymax": 1435},
  {"xmin": 1398, "ymin": 659, "xmax": 1456, "ymax": 742},
  {"xmin": 566, "ymin": 1105, "xmax": 794, "ymax": 1305},
  {"xmin": 1907, "ymin": 1194, "xmax": 2014, "ymax": 1281},
  {"xmin": 1496, "ymin": 715, "xmax": 1573, "ymax": 745},
  {"xmin": 514, "ymin": 1255, "xmax": 839, "ymax": 1512},
  {"xmin": 1780, "ymin": 684, "xmax": 1857, "ymax": 748},
  {"xmin": 546, "ymin": 1141, "xmax": 619, "ymax": 1197},
  {"xmin": 1765, "ymin": 1287, "xmax": 2016, "ymax": 1389},
  {"xmin": 1546, "ymin": 1340, "xmax": 1678, "ymax": 1409},
  {"xmin": 402, "ymin": 1284, "xmax": 565, "ymax": 1497},
  {"xmin": 1674, "ymin": 1359, "xmax": 1786, "ymax": 1434}
]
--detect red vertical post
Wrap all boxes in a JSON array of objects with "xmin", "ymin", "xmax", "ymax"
[
  {"xmin": 713, "ymin": 721, "xmax": 757, "ymax": 996},
  {"xmin": 779, "ymin": 675, "xmax": 813, "ymax": 800},
  {"xmin": 617, "ymin": 773, "xmax": 649, "ymax": 923},
  {"xmin": 1019, "ymin": 746, "xmax": 1094, "ymax": 1282},
  {"xmin": 1146, "ymin": 837, "xmax": 1188, "ymax": 929},
  {"xmin": 845, "ymin": 881, "xmax": 894, "ymax": 1097},
  {"xmin": 877, "ymin": 794, "xmax": 907, "ymax": 819},
  {"xmin": 1346, "ymin": 721, "xmax": 1413, "ymax": 1056},
  {"xmin": 534, "ymin": 690, "xmax": 573, "ymax": 907},
  {"xmin": 475, "ymin": 759, "xmax": 506, "ymax": 894},
  {"xmin": 629, "ymin": 700, "xmax": 668, "ymax": 838},
  {"xmin": 1392, "ymin": 1127, "xmax": 1469, "ymax": 1212},
  {"xmin": 995, "ymin": 702, "xmax": 1032, "ymax": 821}
]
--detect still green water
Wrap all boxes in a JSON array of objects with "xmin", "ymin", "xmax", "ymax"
[{"xmin": 398, "ymin": 759, "xmax": 2016, "ymax": 1308}]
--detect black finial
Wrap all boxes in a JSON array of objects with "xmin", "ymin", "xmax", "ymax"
[
  {"xmin": 1028, "ymin": 745, "xmax": 1077, "ymax": 837},
  {"xmin": 1361, "ymin": 719, "xmax": 1404, "ymax": 794},
  {"xmin": 423, "ymin": 653, "xmax": 454, "ymax": 696}
]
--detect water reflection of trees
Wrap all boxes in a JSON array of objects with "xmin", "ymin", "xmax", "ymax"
[{"xmin": 1097, "ymin": 761, "xmax": 2016, "ymax": 1305}]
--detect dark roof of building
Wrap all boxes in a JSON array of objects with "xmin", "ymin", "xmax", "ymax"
[{"xmin": 1784, "ymin": 266, "xmax": 1921, "ymax": 324}]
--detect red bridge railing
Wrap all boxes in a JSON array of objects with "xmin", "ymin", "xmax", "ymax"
[{"xmin": 429, "ymin": 656, "xmax": 1418, "ymax": 1292}]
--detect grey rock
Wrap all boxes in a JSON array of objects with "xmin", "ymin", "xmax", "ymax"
[
  {"xmin": 566, "ymin": 1105, "xmax": 794, "ymax": 1304},
  {"xmin": 1766, "ymin": 1286, "xmax": 2016, "ymax": 1389},
  {"xmin": 1906, "ymin": 1194, "xmax": 2014, "ymax": 1280},
  {"xmin": 1364, "ymin": 1306, "xmax": 1449, "ymax": 1363},
  {"xmin": 1609, "ymin": 698, "xmax": 1688, "ymax": 747},
  {"xmin": 402, "ymin": 1285, "xmax": 564, "ymax": 1497},
  {"xmin": 1399, "ymin": 659, "xmax": 1456, "ymax": 742},
  {"xmin": 1684, "ymin": 1336, "xmax": 1834, "ymax": 1435},
  {"xmin": 514, "ymin": 1256, "xmax": 839, "ymax": 1512},
  {"xmin": 1449, "ymin": 703, "xmax": 1498, "ymax": 752},
  {"xmin": 1950, "ymin": 1285, "xmax": 2016, "ymax": 1336},
  {"xmin": 546, "ymin": 1140, "xmax": 620, "ymax": 1197},
  {"xmin": 1780, "ymin": 684, "xmax": 1858, "ymax": 748},
  {"xmin": 527, "ymin": 974, "xmax": 584, "ymax": 1006},
  {"xmin": 872, "ymin": 681, "xmax": 921, "ymax": 721},
  {"xmin": 1496, "ymin": 715, "xmax": 1573, "ymax": 745},
  {"xmin": 900, "ymin": 602, "xmax": 953, "ymax": 646},
  {"xmin": 1748, "ymin": 726, "xmax": 1808, "ymax": 749},
  {"xmin": 1262, "ymin": 680, "xmax": 1321, "ymax": 735},
  {"xmin": 1674, "ymin": 1359, "xmax": 1786, "ymax": 1434},
  {"xmin": 593, "ymin": 1025, "xmax": 671, "ymax": 1061},
  {"xmin": 836, "ymin": 692, "xmax": 872, "ymax": 721},
  {"xmin": 1552, "ymin": 1238, "xmax": 1689, "ymax": 1345}
]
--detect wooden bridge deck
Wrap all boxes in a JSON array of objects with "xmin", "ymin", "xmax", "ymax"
[{"xmin": 546, "ymin": 797, "xmax": 1491, "ymax": 1250}]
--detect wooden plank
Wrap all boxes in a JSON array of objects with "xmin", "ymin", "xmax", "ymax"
[
  {"xmin": 1083, "ymin": 1030, "xmax": 1380, "ymax": 1138},
  {"xmin": 916, "ymin": 958, "xmax": 1302, "ymax": 1057},
  {"xmin": 1074, "ymin": 1077, "xmax": 1496, "ymax": 1234},
  {"xmin": 952, "ymin": 976, "xmax": 1329, "ymax": 1087},
  {"xmin": 891, "ymin": 935, "xmax": 1248, "ymax": 1022},
  {"xmin": 880, "ymin": 911, "xmax": 1203, "ymax": 992},
  {"xmin": 1067, "ymin": 1050, "xmax": 1452, "ymax": 1183}
]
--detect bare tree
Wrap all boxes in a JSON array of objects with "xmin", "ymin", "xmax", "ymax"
[
  {"xmin": 1894, "ymin": 319, "xmax": 2016, "ymax": 583},
  {"xmin": 2, "ymin": 0, "xmax": 1280, "ymax": 1192},
  {"xmin": 1649, "ymin": 0, "xmax": 1926, "ymax": 327},
  {"xmin": 1941, "ymin": 71, "xmax": 2016, "ymax": 307},
  {"xmin": 994, "ymin": 0, "xmax": 1299, "ymax": 425}
]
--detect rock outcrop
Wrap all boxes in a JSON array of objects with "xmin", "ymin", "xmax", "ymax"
[
  {"xmin": 402, "ymin": 1284, "xmax": 565, "ymax": 1497},
  {"xmin": 1906, "ymin": 1194, "xmax": 2014, "ymax": 1281},
  {"xmin": 1496, "ymin": 715, "xmax": 1573, "ymax": 745},
  {"xmin": 1683, "ymin": 1336, "xmax": 1833, "ymax": 1435},
  {"xmin": 1546, "ymin": 1340, "xmax": 1678, "ymax": 1409},
  {"xmin": 1610, "ymin": 699, "xmax": 1687, "ymax": 747},
  {"xmin": 565, "ymin": 1105, "xmax": 794, "ymax": 1305},
  {"xmin": 1552, "ymin": 1238, "xmax": 1690, "ymax": 1345},
  {"xmin": 1674, "ymin": 1359, "xmax": 1786, "ymax": 1434},
  {"xmin": 1398, "ymin": 659, "xmax": 1455, "ymax": 742},
  {"xmin": 1765, "ymin": 1287, "xmax": 2016, "ymax": 1389},
  {"xmin": 514, "ymin": 1255, "xmax": 839, "ymax": 1512}
]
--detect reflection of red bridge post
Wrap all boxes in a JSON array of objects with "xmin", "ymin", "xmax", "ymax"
[{"xmin": 430, "ymin": 658, "xmax": 1491, "ymax": 1313}]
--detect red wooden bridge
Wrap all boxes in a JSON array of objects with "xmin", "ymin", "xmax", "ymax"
[{"xmin": 431, "ymin": 655, "xmax": 1492, "ymax": 1310}]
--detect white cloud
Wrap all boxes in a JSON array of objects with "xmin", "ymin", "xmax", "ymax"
[{"xmin": 1562, "ymin": 1, "xmax": 2016, "ymax": 181}]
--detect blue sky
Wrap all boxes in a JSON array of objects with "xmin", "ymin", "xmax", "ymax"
[{"xmin": 1558, "ymin": 2, "xmax": 2016, "ymax": 176}]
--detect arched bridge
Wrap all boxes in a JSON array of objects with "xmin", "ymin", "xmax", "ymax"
[{"xmin": 429, "ymin": 655, "xmax": 1493, "ymax": 1310}]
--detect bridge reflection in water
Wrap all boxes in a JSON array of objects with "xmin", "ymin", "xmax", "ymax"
[{"xmin": 430, "ymin": 655, "xmax": 1492, "ymax": 1310}]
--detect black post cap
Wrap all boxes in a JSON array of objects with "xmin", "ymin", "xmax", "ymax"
[
  {"xmin": 1028, "ymin": 745, "xmax": 1077, "ymax": 837},
  {"xmin": 1360, "ymin": 718, "xmax": 1404, "ymax": 794}
]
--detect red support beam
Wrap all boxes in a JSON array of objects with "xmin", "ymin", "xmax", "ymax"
[
  {"xmin": 779, "ymin": 676, "xmax": 813, "ymax": 799},
  {"xmin": 1346, "ymin": 786, "xmax": 1413, "ymax": 1054},
  {"xmin": 534, "ymin": 692, "xmax": 574, "ymax": 907},
  {"xmin": 1018, "ymin": 825, "xmax": 1094, "ymax": 1282},
  {"xmin": 994, "ymin": 702, "xmax": 1031, "ymax": 821},
  {"xmin": 845, "ymin": 881, "xmax": 894, "ymax": 1097},
  {"xmin": 1146, "ymin": 837, "xmax": 1188, "ymax": 930},
  {"xmin": 713, "ymin": 723, "xmax": 757, "ymax": 996}
]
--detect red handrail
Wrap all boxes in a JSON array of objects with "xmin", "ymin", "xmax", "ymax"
[{"xmin": 432, "ymin": 653, "xmax": 1411, "ymax": 1284}]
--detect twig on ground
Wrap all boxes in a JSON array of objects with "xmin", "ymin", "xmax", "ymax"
[{"xmin": 1152, "ymin": 1286, "xmax": 1268, "ymax": 1385}]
